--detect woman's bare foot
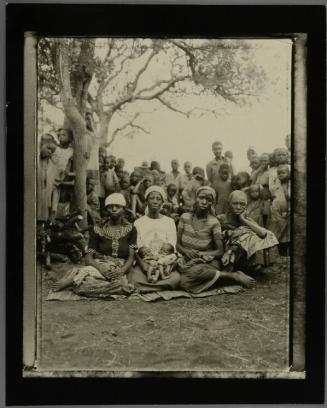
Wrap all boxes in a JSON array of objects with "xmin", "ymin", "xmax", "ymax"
[
  {"xmin": 49, "ymin": 276, "xmax": 74, "ymax": 292},
  {"xmin": 232, "ymin": 270, "xmax": 256, "ymax": 288}
]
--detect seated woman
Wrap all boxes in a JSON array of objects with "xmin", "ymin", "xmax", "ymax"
[
  {"xmin": 50, "ymin": 193, "xmax": 136, "ymax": 297},
  {"xmin": 218, "ymin": 190, "xmax": 279, "ymax": 274},
  {"xmin": 177, "ymin": 186, "xmax": 255, "ymax": 294},
  {"xmin": 127, "ymin": 186, "xmax": 181, "ymax": 292}
]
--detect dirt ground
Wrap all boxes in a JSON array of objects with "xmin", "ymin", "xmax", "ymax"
[{"xmin": 38, "ymin": 257, "xmax": 290, "ymax": 373}]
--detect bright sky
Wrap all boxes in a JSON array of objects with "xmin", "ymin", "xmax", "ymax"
[{"xmin": 39, "ymin": 38, "xmax": 292, "ymax": 174}]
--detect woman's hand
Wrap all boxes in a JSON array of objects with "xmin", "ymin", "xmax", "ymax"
[
  {"xmin": 183, "ymin": 248, "xmax": 199, "ymax": 260},
  {"xmin": 238, "ymin": 212, "xmax": 247, "ymax": 223}
]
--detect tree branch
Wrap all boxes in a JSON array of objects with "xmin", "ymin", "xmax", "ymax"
[
  {"xmin": 106, "ymin": 112, "xmax": 150, "ymax": 147},
  {"xmin": 135, "ymin": 75, "xmax": 189, "ymax": 101},
  {"xmin": 155, "ymin": 96, "xmax": 189, "ymax": 116},
  {"xmin": 129, "ymin": 49, "xmax": 158, "ymax": 94}
]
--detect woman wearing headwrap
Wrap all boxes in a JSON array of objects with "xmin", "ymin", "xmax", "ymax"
[
  {"xmin": 177, "ymin": 186, "xmax": 255, "ymax": 293},
  {"xmin": 218, "ymin": 190, "xmax": 279, "ymax": 274},
  {"xmin": 127, "ymin": 186, "xmax": 181, "ymax": 292},
  {"xmin": 50, "ymin": 193, "xmax": 137, "ymax": 297}
]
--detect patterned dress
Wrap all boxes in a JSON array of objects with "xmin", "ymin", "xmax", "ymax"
[
  {"xmin": 178, "ymin": 212, "xmax": 223, "ymax": 293},
  {"xmin": 218, "ymin": 213, "xmax": 279, "ymax": 271},
  {"xmin": 65, "ymin": 219, "xmax": 137, "ymax": 298}
]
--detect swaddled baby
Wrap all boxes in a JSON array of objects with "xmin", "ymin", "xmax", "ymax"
[{"xmin": 138, "ymin": 243, "xmax": 177, "ymax": 283}]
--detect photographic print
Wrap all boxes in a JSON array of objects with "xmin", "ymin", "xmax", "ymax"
[{"xmin": 21, "ymin": 34, "xmax": 305, "ymax": 377}]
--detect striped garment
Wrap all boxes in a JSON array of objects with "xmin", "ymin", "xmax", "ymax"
[{"xmin": 178, "ymin": 212, "xmax": 222, "ymax": 251}]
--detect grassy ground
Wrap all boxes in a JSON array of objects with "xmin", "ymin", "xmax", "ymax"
[{"xmin": 38, "ymin": 257, "xmax": 290, "ymax": 373}]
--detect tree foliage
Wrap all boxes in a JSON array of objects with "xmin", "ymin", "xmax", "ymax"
[{"xmin": 38, "ymin": 37, "xmax": 267, "ymax": 146}]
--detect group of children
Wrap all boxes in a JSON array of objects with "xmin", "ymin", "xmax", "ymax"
[{"xmin": 38, "ymin": 131, "xmax": 291, "ymax": 257}]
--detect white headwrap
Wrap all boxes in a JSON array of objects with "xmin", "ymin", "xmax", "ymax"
[
  {"xmin": 145, "ymin": 185, "xmax": 166, "ymax": 201},
  {"xmin": 105, "ymin": 193, "xmax": 126, "ymax": 207}
]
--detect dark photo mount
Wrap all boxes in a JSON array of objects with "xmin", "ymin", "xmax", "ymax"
[{"xmin": 6, "ymin": 3, "xmax": 325, "ymax": 405}]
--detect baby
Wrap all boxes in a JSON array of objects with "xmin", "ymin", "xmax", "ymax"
[{"xmin": 138, "ymin": 243, "xmax": 177, "ymax": 283}]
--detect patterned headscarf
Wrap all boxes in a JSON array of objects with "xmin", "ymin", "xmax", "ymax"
[
  {"xmin": 195, "ymin": 186, "xmax": 216, "ymax": 215},
  {"xmin": 196, "ymin": 186, "xmax": 216, "ymax": 202}
]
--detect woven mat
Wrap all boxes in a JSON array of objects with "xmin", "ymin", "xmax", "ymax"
[{"xmin": 46, "ymin": 285, "xmax": 243, "ymax": 302}]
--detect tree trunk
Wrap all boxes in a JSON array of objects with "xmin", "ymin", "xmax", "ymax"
[
  {"xmin": 73, "ymin": 127, "xmax": 89, "ymax": 226},
  {"xmin": 99, "ymin": 111, "xmax": 112, "ymax": 147}
]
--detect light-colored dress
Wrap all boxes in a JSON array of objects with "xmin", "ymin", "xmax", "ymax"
[{"xmin": 127, "ymin": 215, "xmax": 180, "ymax": 292}]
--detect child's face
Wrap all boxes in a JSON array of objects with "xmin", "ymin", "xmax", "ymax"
[
  {"xmin": 225, "ymin": 152, "xmax": 233, "ymax": 160},
  {"xmin": 120, "ymin": 178, "xmax": 130, "ymax": 190},
  {"xmin": 247, "ymin": 149, "xmax": 256, "ymax": 161},
  {"xmin": 58, "ymin": 129, "xmax": 72, "ymax": 146},
  {"xmin": 104, "ymin": 157, "xmax": 116, "ymax": 169},
  {"xmin": 250, "ymin": 157, "xmax": 260, "ymax": 170},
  {"xmin": 236, "ymin": 173, "xmax": 249, "ymax": 188},
  {"xmin": 160, "ymin": 243, "xmax": 174, "ymax": 255},
  {"xmin": 184, "ymin": 162, "xmax": 192, "ymax": 174},
  {"xmin": 212, "ymin": 143, "xmax": 223, "ymax": 158},
  {"xmin": 151, "ymin": 162, "xmax": 160, "ymax": 171},
  {"xmin": 86, "ymin": 180, "xmax": 96, "ymax": 194},
  {"xmin": 118, "ymin": 159, "xmax": 125, "ymax": 168},
  {"xmin": 167, "ymin": 185, "xmax": 177, "ymax": 197},
  {"xmin": 139, "ymin": 247, "xmax": 152, "ymax": 258},
  {"xmin": 40, "ymin": 142, "xmax": 56, "ymax": 159},
  {"xmin": 249, "ymin": 186, "xmax": 260, "ymax": 200},
  {"xmin": 171, "ymin": 160, "xmax": 179, "ymax": 172},
  {"xmin": 130, "ymin": 172, "xmax": 140, "ymax": 184},
  {"xmin": 116, "ymin": 169, "xmax": 124, "ymax": 179},
  {"xmin": 260, "ymin": 154, "xmax": 269, "ymax": 170},
  {"xmin": 143, "ymin": 177, "xmax": 154, "ymax": 190},
  {"xmin": 275, "ymin": 149, "xmax": 288, "ymax": 165},
  {"xmin": 219, "ymin": 168, "xmax": 229, "ymax": 181},
  {"xmin": 277, "ymin": 167, "xmax": 290, "ymax": 182}
]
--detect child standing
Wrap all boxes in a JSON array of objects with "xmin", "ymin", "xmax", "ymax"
[
  {"xmin": 181, "ymin": 167, "xmax": 206, "ymax": 212},
  {"xmin": 225, "ymin": 150, "xmax": 236, "ymax": 177},
  {"xmin": 86, "ymin": 177, "xmax": 101, "ymax": 225},
  {"xmin": 212, "ymin": 163, "xmax": 232, "ymax": 216},
  {"xmin": 162, "ymin": 184, "xmax": 180, "ymax": 223},
  {"xmin": 37, "ymin": 135, "xmax": 57, "ymax": 222},
  {"xmin": 99, "ymin": 155, "xmax": 120, "ymax": 215},
  {"xmin": 120, "ymin": 175, "xmax": 132, "ymax": 209},
  {"xmin": 233, "ymin": 172, "xmax": 251, "ymax": 191},
  {"xmin": 255, "ymin": 153, "xmax": 270, "ymax": 188},
  {"xmin": 245, "ymin": 184, "xmax": 265, "ymax": 227},
  {"xmin": 268, "ymin": 148, "xmax": 290, "ymax": 195},
  {"xmin": 99, "ymin": 155, "xmax": 120, "ymax": 200},
  {"xmin": 249, "ymin": 155, "xmax": 261, "ymax": 184},
  {"xmin": 268, "ymin": 164, "xmax": 291, "ymax": 256}
]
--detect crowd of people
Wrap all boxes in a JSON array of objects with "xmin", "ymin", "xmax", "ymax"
[{"xmin": 38, "ymin": 130, "xmax": 291, "ymax": 298}]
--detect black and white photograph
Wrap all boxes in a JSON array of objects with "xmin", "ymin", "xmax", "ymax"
[
  {"xmin": 5, "ymin": 3, "xmax": 326, "ymax": 405},
  {"xmin": 25, "ymin": 34, "xmax": 303, "ymax": 376}
]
